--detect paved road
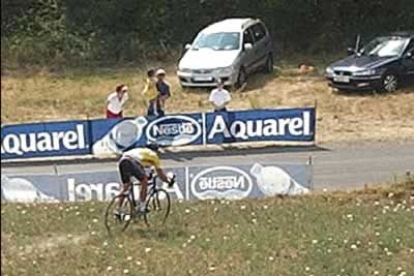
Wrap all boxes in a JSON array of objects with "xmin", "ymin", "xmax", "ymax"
[{"xmin": 2, "ymin": 142, "xmax": 414, "ymax": 191}]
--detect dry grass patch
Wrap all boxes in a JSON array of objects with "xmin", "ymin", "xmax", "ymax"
[
  {"xmin": 2, "ymin": 66, "xmax": 414, "ymax": 143},
  {"xmin": 1, "ymin": 178, "xmax": 414, "ymax": 276}
]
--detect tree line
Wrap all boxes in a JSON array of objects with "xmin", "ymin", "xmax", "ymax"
[{"xmin": 2, "ymin": 0, "xmax": 413, "ymax": 68}]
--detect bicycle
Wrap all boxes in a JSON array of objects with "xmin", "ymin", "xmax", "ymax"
[{"xmin": 104, "ymin": 170, "xmax": 173, "ymax": 234}]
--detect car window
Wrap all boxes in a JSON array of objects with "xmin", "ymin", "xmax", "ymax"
[
  {"xmin": 361, "ymin": 36, "xmax": 410, "ymax": 57},
  {"xmin": 251, "ymin": 23, "xmax": 267, "ymax": 42},
  {"xmin": 192, "ymin": 32, "xmax": 240, "ymax": 51},
  {"xmin": 243, "ymin": 28, "xmax": 255, "ymax": 45}
]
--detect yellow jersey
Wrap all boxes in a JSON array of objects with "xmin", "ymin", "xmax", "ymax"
[
  {"xmin": 141, "ymin": 79, "xmax": 158, "ymax": 101},
  {"xmin": 122, "ymin": 148, "xmax": 161, "ymax": 169}
]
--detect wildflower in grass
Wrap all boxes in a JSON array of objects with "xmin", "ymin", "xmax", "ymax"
[
  {"xmin": 190, "ymin": 235, "xmax": 196, "ymax": 240},
  {"xmin": 21, "ymin": 210, "xmax": 27, "ymax": 215},
  {"xmin": 127, "ymin": 256, "xmax": 133, "ymax": 261},
  {"xmin": 93, "ymin": 218, "xmax": 98, "ymax": 223},
  {"xmin": 118, "ymin": 244, "xmax": 124, "ymax": 249},
  {"xmin": 185, "ymin": 209, "xmax": 191, "ymax": 214},
  {"xmin": 263, "ymin": 205, "xmax": 268, "ymax": 210},
  {"xmin": 312, "ymin": 239, "xmax": 318, "ymax": 244},
  {"xmin": 374, "ymin": 271, "xmax": 379, "ymax": 275},
  {"xmin": 240, "ymin": 205, "xmax": 246, "ymax": 210},
  {"xmin": 398, "ymin": 272, "xmax": 407, "ymax": 276},
  {"xmin": 182, "ymin": 243, "xmax": 187, "ymax": 248},
  {"xmin": 205, "ymin": 238, "xmax": 211, "ymax": 242},
  {"xmin": 350, "ymin": 244, "xmax": 357, "ymax": 250},
  {"xmin": 89, "ymin": 208, "xmax": 95, "ymax": 212},
  {"xmin": 208, "ymin": 266, "xmax": 216, "ymax": 272},
  {"xmin": 305, "ymin": 266, "xmax": 310, "ymax": 271},
  {"xmin": 145, "ymin": 247, "xmax": 151, "ymax": 253},
  {"xmin": 268, "ymin": 256, "xmax": 274, "ymax": 261},
  {"xmin": 91, "ymin": 231, "xmax": 96, "ymax": 236},
  {"xmin": 136, "ymin": 261, "xmax": 142, "ymax": 266},
  {"xmin": 123, "ymin": 269, "xmax": 129, "ymax": 274},
  {"xmin": 76, "ymin": 211, "xmax": 81, "ymax": 216},
  {"xmin": 67, "ymin": 234, "xmax": 73, "ymax": 239},
  {"xmin": 107, "ymin": 266, "xmax": 113, "ymax": 271},
  {"xmin": 252, "ymin": 218, "xmax": 257, "ymax": 224}
]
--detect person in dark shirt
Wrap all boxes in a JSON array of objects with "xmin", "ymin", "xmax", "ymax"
[{"xmin": 155, "ymin": 69, "xmax": 171, "ymax": 116}]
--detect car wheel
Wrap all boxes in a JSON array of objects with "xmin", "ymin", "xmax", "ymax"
[
  {"xmin": 264, "ymin": 54, "xmax": 274, "ymax": 73},
  {"xmin": 380, "ymin": 72, "xmax": 399, "ymax": 93},
  {"xmin": 235, "ymin": 67, "xmax": 247, "ymax": 89}
]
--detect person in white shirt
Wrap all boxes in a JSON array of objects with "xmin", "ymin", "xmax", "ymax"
[
  {"xmin": 106, "ymin": 84, "xmax": 129, "ymax": 118},
  {"xmin": 209, "ymin": 79, "xmax": 231, "ymax": 112}
]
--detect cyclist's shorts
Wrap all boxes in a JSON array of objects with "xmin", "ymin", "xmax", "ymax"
[{"xmin": 118, "ymin": 157, "xmax": 146, "ymax": 183}]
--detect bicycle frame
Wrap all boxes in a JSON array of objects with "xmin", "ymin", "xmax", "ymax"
[{"xmin": 126, "ymin": 175, "xmax": 159, "ymax": 209}]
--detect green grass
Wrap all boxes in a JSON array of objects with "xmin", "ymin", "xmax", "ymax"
[{"xmin": 2, "ymin": 179, "xmax": 414, "ymax": 276}]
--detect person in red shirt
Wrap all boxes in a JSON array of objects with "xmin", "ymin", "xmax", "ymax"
[{"xmin": 106, "ymin": 84, "xmax": 129, "ymax": 119}]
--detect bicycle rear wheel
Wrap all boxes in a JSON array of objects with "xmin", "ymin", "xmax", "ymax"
[
  {"xmin": 144, "ymin": 188, "xmax": 171, "ymax": 227},
  {"xmin": 105, "ymin": 194, "xmax": 134, "ymax": 234}
]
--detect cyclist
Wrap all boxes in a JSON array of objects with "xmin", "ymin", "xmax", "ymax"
[{"xmin": 117, "ymin": 143, "xmax": 175, "ymax": 214}]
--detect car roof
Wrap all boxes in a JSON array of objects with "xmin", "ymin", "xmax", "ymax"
[
  {"xmin": 387, "ymin": 32, "xmax": 414, "ymax": 39},
  {"xmin": 201, "ymin": 18, "xmax": 260, "ymax": 33}
]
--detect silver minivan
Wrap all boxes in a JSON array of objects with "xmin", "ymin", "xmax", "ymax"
[{"xmin": 177, "ymin": 18, "xmax": 273, "ymax": 88}]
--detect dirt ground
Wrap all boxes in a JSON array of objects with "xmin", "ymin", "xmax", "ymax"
[{"xmin": 1, "ymin": 66, "xmax": 413, "ymax": 143}]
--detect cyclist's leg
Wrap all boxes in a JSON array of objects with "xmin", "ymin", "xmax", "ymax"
[
  {"xmin": 118, "ymin": 159, "xmax": 133, "ymax": 208},
  {"xmin": 130, "ymin": 161, "xmax": 148, "ymax": 212}
]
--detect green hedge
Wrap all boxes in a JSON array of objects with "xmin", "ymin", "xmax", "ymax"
[{"xmin": 2, "ymin": 0, "xmax": 413, "ymax": 68}]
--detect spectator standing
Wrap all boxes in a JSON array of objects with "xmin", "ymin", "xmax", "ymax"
[
  {"xmin": 155, "ymin": 69, "xmax": 171, "ymax": 116},
  {"xmin": 142, "ymin": 69, "xmax": 158, "ymax": 116},
  {"xmin": 106, "ymin": 84, "xmax": 129, "ymax": 119},
  {"xmin": 209, "ymin": 79, "xmax": 231, "ymax": 112}
]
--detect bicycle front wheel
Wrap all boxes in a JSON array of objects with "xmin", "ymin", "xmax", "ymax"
[
  {"xmin": 144, "ymin": 188, "xmax": 171, "ymax": 227},
  {"xmin": 104, "ymin": 194, "xmax": 134, "ymax": 234}
]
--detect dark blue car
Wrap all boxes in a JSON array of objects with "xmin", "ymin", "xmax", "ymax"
[{"xmin": 326, "ymin": 32, "xmax": 414, "ymax": 92}]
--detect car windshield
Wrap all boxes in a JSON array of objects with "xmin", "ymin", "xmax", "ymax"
[
  {"xmin": 361, "ymin": 36, "xmax": 409, "ymax": 57},
  {"xmin": 192, "ymin": 32, "xmax": 240, "ymax": 51}
]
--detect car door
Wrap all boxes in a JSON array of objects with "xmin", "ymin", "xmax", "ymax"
[
  {"xmin": 402, "ymin": 47, "xmax": 414, "ymax": 78},
  {"xmin": 240, "ymin": 27, "xmax": 256, "ymax": 74},
  {"xmin": 250, "ymin": 23, "xmax": 269, "ymax": 70}
]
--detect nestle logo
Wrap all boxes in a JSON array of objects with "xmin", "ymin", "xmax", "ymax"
[
  {"xmin": 146, "ymin": 115, "xmax": 202, "ymax": 146},
  {"xmin": 191, "ymin": 166, "xmax": 253, "ymax": 200}
]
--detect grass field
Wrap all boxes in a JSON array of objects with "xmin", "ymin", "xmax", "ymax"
[
  {"xmin": 2, "ymin": 179, "xmax": 414, "ymax": 276},
  {"xmin": 2, "ymin": 63, "xmax": 414, "ymax": 143}
]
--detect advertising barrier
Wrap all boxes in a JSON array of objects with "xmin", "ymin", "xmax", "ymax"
[
  {"xmin": 1, "ymin": 120, "xmax": 91, "ymax": 160},
  {"xmin": 1, "ymin": 108, "xmax": 316, "ymax": 160},
  {"xmin": 1, "ymin": 162, "xmax": 312, "ymax": 202}
]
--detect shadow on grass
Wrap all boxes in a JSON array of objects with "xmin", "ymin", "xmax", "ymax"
[
  {"xmin": 333, "ymin": 81, "xmax": 414, "ymax": 98},
  {"xmin": 132, "ymin": 226, "xmax": 189, "ymax": 241}
]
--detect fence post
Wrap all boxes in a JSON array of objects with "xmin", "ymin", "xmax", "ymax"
[{"xmin": 307, "ymin": 155, "xmax": 314, "ymax": 190}]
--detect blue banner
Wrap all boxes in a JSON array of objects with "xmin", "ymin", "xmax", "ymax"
[
  {"xmin": 205, "ymin": 108, "xmax": 315, "ymax": 144},
  {"xmin": 1, "ymin": 120, "xmax": 91, "ymax": 160},
  {"xmin": 1, "ymin": 108, "xmax": 315, "ymax": 160}
]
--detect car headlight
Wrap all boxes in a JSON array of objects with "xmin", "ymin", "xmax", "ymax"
[
  {"xmin": 353, "ymin": 69, "xmax": 379, "ymax": 76},
  {"xmin": 325, "ymin": 67, "xmax": 334, "ymax": 76},
  {"xmin": 213, "ymin": 66, "xmax": 234, "ymax": 75},
  {"xmin": 179, "ymin": 68, "xmax": 191, "ymax": 73}
]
